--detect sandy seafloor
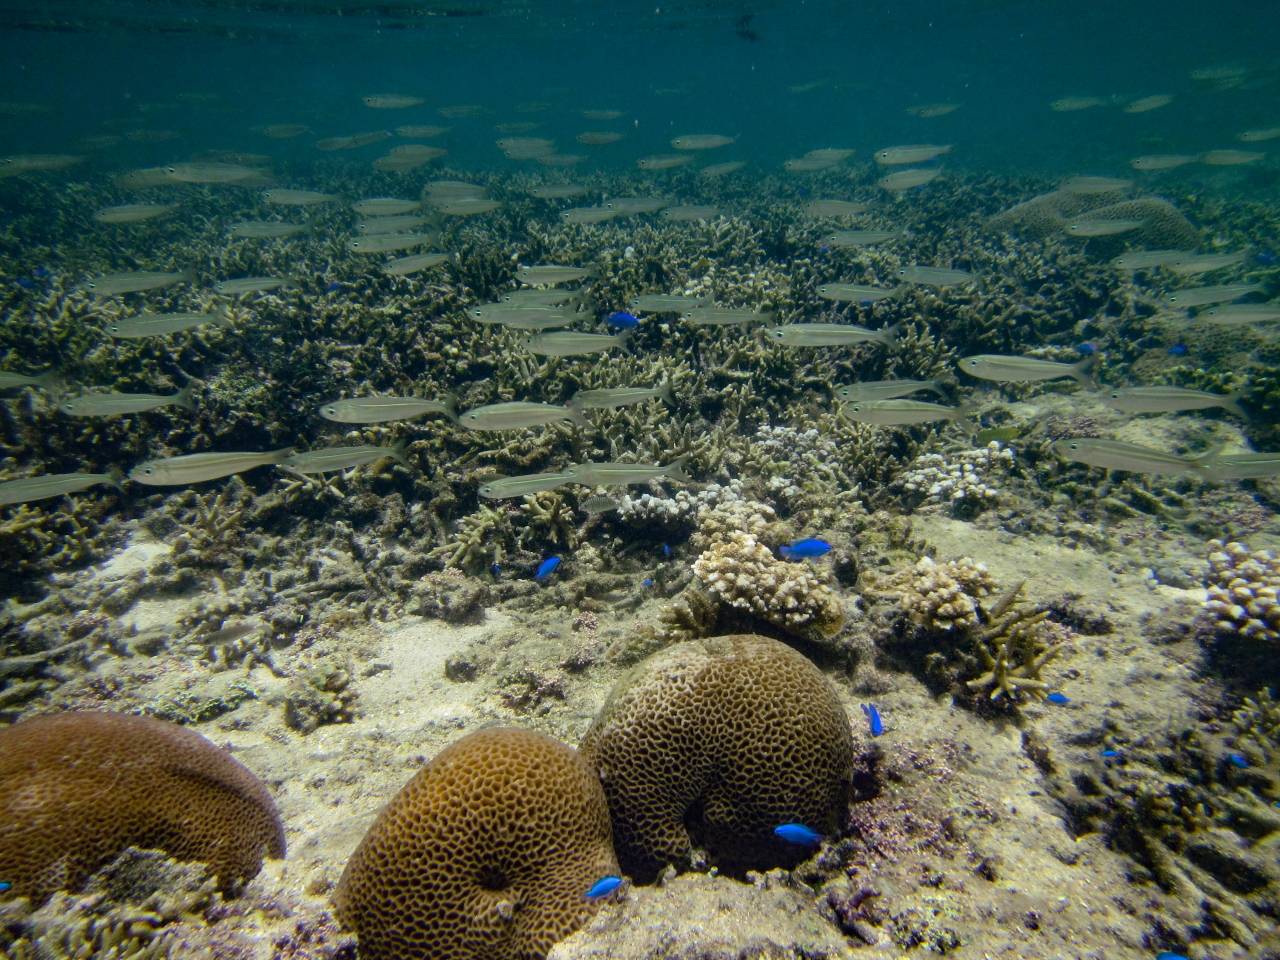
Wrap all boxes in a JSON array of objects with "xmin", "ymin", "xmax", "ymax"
[{"xmin": 6, "ymin": 445, "xmax": 1277, "ymax": 960}]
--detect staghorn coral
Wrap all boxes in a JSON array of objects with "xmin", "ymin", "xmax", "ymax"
[
  {"xmin": 334, "ymin": 727, "xmax": 617, "ymax": 960},
  {"xmin": 692, "ymin": 529, "xmax": 845, "ymax": 641},
  {"xmin": 1203, "ymin": 539, "xmax": 1280, "ymax": 644},
  {"xmin": 1232, "ymin": 687, "xmax": 1280, "ymax": 764},
  {"xmin": 0, "ymin": 711, "xmax": 285, "ymax": 904},
  {"xmin": 579, "ymin": 634, "xmax": 854, "ymax": 879},
  {"xmin": 430, "ymin": 503, "xmax": 516, "ymax": 573}
]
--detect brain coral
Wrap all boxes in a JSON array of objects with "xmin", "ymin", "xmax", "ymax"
[
  {"xmin": 578, "ymin": 634, "xmax": 854, "ymax": 878},
  {"xmin": 334, "ymin": 727, "xmax": 618, "ymax": 960},
  {"xmin": 0, "ymin": 711, "xmax": 285, "ymax": 904}
]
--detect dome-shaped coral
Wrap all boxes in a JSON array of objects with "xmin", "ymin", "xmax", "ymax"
[
  {"xmin": 0, "ymin": 711, "xmax": 285, "ymax": 904},
  {"xmin": 578, "ymin": 634, "xmax": 854, "ymax": 878},
  {"xmin": 334, "ymin": 727, "xmax": 618, "ymax": 960}
]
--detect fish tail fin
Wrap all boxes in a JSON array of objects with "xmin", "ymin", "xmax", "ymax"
[
  {"xmin": 664, "ymin": 454, "xmax": 693, "ymax": 483},
  {"xmin": 388, "ymin": 439, "xmax": 412, "ymax": 468},
  {"xmin": 1224, "ymin": 390, "xmax": 1249, "ymax": 420},
  {"xmin": 615, "ymin": 327, "xmax": 636, "ymax": 346},
  {"xmin": 1191, "ymin": 442, "xmax": 1231, "ymax": 479},
  {"xmin": 878, "ymin": 322, "xmax": 903, "ymax": 345},
  {"xmin": 1070, "ymin": 354, "xmax": 1098, "ymax": 387},
  {"xmin": 35, "ymin": 370, "xmax": 66, "ymax": 392},
  {"xmin": 567, "ymin": 392, "xmax": 585, "ymax": 412},
  {"xmin": 172, "ymin": 384, "xmax": 197, "ymax": 411},
  {"xmin": 567, "ymin": 404, "xmax": 589, "ymax": 428},
  {"xmin": 658, "ymin": 380, "xmax": 676, "ymax": 406},
  {"xmin": 441, "ymin": 392, "xmax": 460, "ymax": 423},
  {"xmin": 922, "ymin": 378, "xmax": 946, "ymax": 396},
  {"xmin": 211, "ymin": 304, "xmax": 234, "ymax": 327},
  {"xmin": 268, "ymin": 446, "xmax": 295, "ymax": 464},
  {"xmin": 104, "ymin": 467, "xmax": 127, "ymax": 493},
  {"xmin": 778, "ymin": 545, "xmax": 793, "ymax": 560}
]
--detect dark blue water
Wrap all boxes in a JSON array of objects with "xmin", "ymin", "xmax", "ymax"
[{"xmin": 2, "ymin": 0, "xmax": 1278, "ymax": 178}]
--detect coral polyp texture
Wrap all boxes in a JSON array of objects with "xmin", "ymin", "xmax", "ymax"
[
  {"xmin": 0, "ymin": 711, "xmax": 285, "ymax": 904},
  {"xmin": 897, "ymin": 556, "xmax": 997, "ymax": 632},
  {"xmin": 1203, "ymin": 539, "xmax": 1280, "ymax": 643},
  {"xmin": 333, "ymin": 726, "xmax": 618, "ymax": 960},
  {"xmin": 691, "ymin": 529, "xmax": 845, "ymax": 639},
  {"xmin": 578, "ymin": 634, "xmax": 854, "ymax": 878}
]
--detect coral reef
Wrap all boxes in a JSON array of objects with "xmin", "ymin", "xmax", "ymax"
[
  {"xmin": 894, "ymin": 442, "xmax": 1016, "ymax": 517},
  {"xmin": 578, "ymin": 634, "xmax": 854, "ymax": 878},
  {"xmin": 0, "ymin": 711, "xmax": 285, "ymax": 903},
  {"xmin": 334, "ymin": 727, "xmax": 617, "ymax": 960},
  {"xmin": 1203, "ymin": 539, "xmax": 1280, "ymax": 644}
]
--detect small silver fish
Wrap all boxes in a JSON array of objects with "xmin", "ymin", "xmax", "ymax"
[
  {"xmin": 561, "ymin": 206, "xmax": 620, "ymax": 224},
  {"xmin": 1200, "ymin": 303, "xmax": 1280, "ymax": 325},
  {"xmin": 1129, "ymin": 154, "xmax": 1197, "ymax": 171},
  {"xmin": 960, "ymin": 354, "xmax": 1093, "ymax": 385},
  {"xmin": 230, "ymin": 221, "xmax": 307, "ymax": 239},
  {"xmin": 214, "ymin": 277, "xmax": 294, "ymax": 295},
  {"xmin": 874, "ymin": 144, "xmax": 951, "ymax": 165},
  {"xmin": 636, "ymin": 153, "xmax": 693, "ymax": 170},
  {"xmin": 1124, "ymin": 94, "xmax": 1173, "ymax": 113},
  {"xmin": 79, "ymin": 270, "xmax": 192, "ymax": 297},
  {"xmin": 0, "ymin": 471, "xmax": 123, "ymax": 506},
  {"xmin": 530, "ymin": 184, "xmax": 589, "ymax": 199},
  {"xmin": 568, "ymin": 383, "xmax": 674, "ymax": 410},
  {"xmin": 524, "ymin": 330, "xmax": 630, "ymax": 357},
  {"xmin": 358, "ymin": 215, "xmax": 432, "ymax": 235},
  {"xmin": 433, "ymin": 198, "xmax": 500, "ymax": 216},
  {"xmin": 129, "ymin": 448, "xmax": 294, "ymax": 486},
  {"xmin": 681, "ymin": 306, "xmax": 772, "ymax": 326},
  {"xmin": 1201, "ymin": 149, "xmax": 1264, "ymax": 166},
  {"xmin": 1102, "ymin": 386, "xmax": 1246, "ymax": 418},
  {"xmin": 1065, "ymin": 219, "xmax": 1144, "ymax": 237},
  {"xmin": 670, "ymin": 134, "xmax": 736, "ymax": 150},
  {"xmin": 0, "ymin": 370, "xmax": 61, "ymax": 391},
  {"xmin": 841, "ymin": 398, "xmax": 969, "ymax": 426},
  {"xmin": 363, "ymin": 94, "xmax": 425, "ymax": 109},
  {"xmin": 767, "ymin": 322, "xmax": 899, "ymax": 347},
  {"xmin": 661, "ymin": 205, "xmax": 720, "ymax": 222},
  {"xmin": 1060, "ymin": 175, "xmax": 1132, "ymax": 195},
  {"xmin": 516, "ymin": 264, "xmax": 593, "ymax": 286},
  {"xmin": 816, "ymin": 283, "xmax": 900, "ymax": 303},
  {"xmin": 503, "ymin": 289, "xmax": 580, "ymax": 306},
  {"xmin": 897, "ymin": 265, "xmax": 974, "ymax": 287},
  {"xmin": 108, "ymin": 309, "xmax": 231, "ymax": 339},
  {"xmin": 1165, "ymin": 283, "xmax": 1263, "ymax": 308},
  {"xmin": 1051, "ymin": 438, "xmax": 1212, "ymax": 475},
  {"xmin": 459, "ymin": 401, "xmax": 586, "ymax": 430},
  {"xmin": 1164, "ymin": 251, "xmax": 1247, "ymax": 276},
  {"xmin": 630, "ymin": 293, "xmax": 708, "ymax": 313},
  {"xmin": 1110, "ymin": 249, "xmax": 1193, "ymax": 271},
  {"xmin": 878, "ymin": 168, "xmax": 941, "ymax": 191},
  {"xmin": 478, "ymin": 472, "xmax": 575, "ymax": 499},
  {"xmin": 699, "ymin": 161, "xmax": 746, "ymax": 177},
  {"xmin": 1203, "ymin": 452, "xmax": 1280, "ymax": 481},
  {"xmin": 580, "ymin": 494, "xmax": 621, "ymax": 515},
  {"xmin": 383, "ymin": 253, "xmax": 451, "ymax": 276},
  {"xmin": 60, "ymin": 385, "xmax": 195, "ymax": 418},
  {"xmin": 835, "ymin": 379, "xmax": 944, "ymax": 402},
  {"xmin": 263, "ymin": 188, "xmax": 337, "ymax": 206},
  {"xmin": 348, "ymin": 233, "xmax": 433, "ymax": 254},
  {"xmin": 824, "ymin": 230, "xmax": 901, "ymax": 248},
  {"xmin": 564, "ymin": 457, "xmax": 691, "ymax": 486},
  {"xmin": 352, "ymin": 198, "xmax": 421, "ymax": 216},
  {"xmin": 94, "ymin": 203, "xmax": 177, "ymax": 224},
  {"xmin": 318, "ymin": 396, "xmax": 455, "ymax": 424},
  {"xmin": 281, "ymin": 442, "xmax": 410, "ymax": 474}
]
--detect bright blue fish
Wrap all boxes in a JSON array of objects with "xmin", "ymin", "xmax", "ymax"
[
  {"xmin": 1227, "ymin": 753, "xmax": 1249, "ymax": 768},
  {"xmin": 490, "ymin": 562, "xmax": 502, "ymax": 576},
  {"xmin": 0, "ymin": 881, "xmax": 10, "ymax": 893},
  {"xmin": 585, "ymin": 875, "xmax": 623, "ymax": 900},
  {"xmin": 779, "ymin": 538, "xmax": 831, "ymax": 560},
  {"xmin": 1076, "ymin": 341, "xmax": 1098, "ymax": 356},
  {"xmin": 1045, "ymin": 692, "xmax": 1070, "ymax": 705},
  {"xmin": 1155, "ymin": 953, "xmax": 1188, "ymax": 960},
  {"xmin": 773, "ymin": 823, "xmax": 823, "ymax": 847},
  {"xmin": 661, "ymin": 543, "xmax": 672, "ymax": 559},
  {"xmin": 14, "ymin": 277, "xmax": 36, "ymax": 290},
  {"xmin": 606, "ymin": 311, "xmax": 639, "ymax": 330},
  {"xmin": 861, "ymin": 703, "xmax": 883, "ymax": 737},
  {"xmin": 534, "ymin": 556, "xmax": 561, "ymax": 581},
  {"xmin": 325, "ymin": 281, "xmax": 345, "ymax": 293},
  {"xmin": 1100, "ymin": 749, "xmax": 1119, "ymax": 758},
  {"xmin": 1167, "ymin": 343, "xmax": 1188, "ymax": 357},
  {"xmin": 642, "ymin": 577, "xmax": 654, "ymax": 588}
]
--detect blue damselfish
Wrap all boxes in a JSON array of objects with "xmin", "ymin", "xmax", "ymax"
[
  {"xmin": 585, "ymin": 875, "xmax": 623, "ymax": 900},
  {"xmin": 861, "ymin": 703, "xmax": 883, "ymax": 737},
  {"xmin": 773, "ymin": 823, "xmax": 823, "ymax": 847},
  {"xmin": 779, "ymin": 538, "xmax": 831, "ymax": 560},
  {"xmin": 534, "ymin": 556, "xmax": 562, "ymax": 581}
]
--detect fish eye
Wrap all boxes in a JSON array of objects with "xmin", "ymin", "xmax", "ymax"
[
  {"xmin": 322, "ymin": 406, "xmax": 336, "ymax": 416},
  {"xmin": 142, "ymin": 466, "xmax": 154, "ymax": 475},
  {"xmin": 165, "ymin": 166, "xmax": 177, "ymax": 173},
  {"xmin": 1068, "ymin": 443, "xmax": 1079, "ymax": 451},
  {"xmin": 1109, "ymin": 391, "xmax": 1121, "ymax": 399}
]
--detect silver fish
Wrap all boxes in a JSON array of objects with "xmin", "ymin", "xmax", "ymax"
[
  {"xmin": 580, "ymin": 494, "xmax": 621, "ymax": 515},
  {"xmin": 530, "ymin": 184, "xmax": 589, "ymax": 199},
  {"xmin": 1201, "ymin": 149, "xmax": 1264, "ymax": 166},
  {"xmin": 130, "ymin": 448, "xmax": 294, "ymax": 486},
  {"xmin": 433, "ymin": 198, "xmax": 500, "ymax": 216},
  {"xmin": 214, "ymin": 277, "xmax": 294, "ymax": 295},
  {"xmin": 874, "ymin": 144, "xmax": 951, "ymax": 165},
  {"xmin": 352, "ymin": 198, "xmax": 421, "ymax": 216},
  {"xmin": 94, "ymin": 203, "xmax": 177, "ymax": 224},
  {"xmin": 1165, "ymin": 283, "xmax": 1263, "ymax": 308},
  {"xmin": 79, "ymin": 270, "xmax": 192, "ymax": 297},
  {"xmin": 662, "ymin": 205, "xmax": 721, "ymax": 222},
  {"xmin": 319, "ymin": 396, "xmax": 455, "ymax": 424},
  {"xmin": 1060, "ymin": 175, "xmax": 1132, "ymax": 195},
  {"xmin": 568, "ymin": 383, "xmax": 674, "ymax": 410},
  {"xmin": 281, "ymin": 442, "xmax": 409, "ymax": 474},
  {"xmin": 0, "ymin": 471, "xmax": 123, "ymax": 506},
  {"xmin": 835, "ymin": 379, "xmax": 944, "ymax": 402},
  {"xmin": 263, "ymin": 188, "xmax": 337, "ymax": 206},
  {"xmin": 1130, "ymin": 154, "xmax": 1197, "ymax": 171},
  {"xmin": 767, "ymin": 322, "xmax": 899, "ymax": 347},
  {"xmin": 230, "ymin": 221, "xmax": 307, "ymax": 239},
  {"xmin": 163, "ymin": 161, "xmax": 263, "ymax": 184},
  {"xmin": 0, "ymin": 370, "xmax": 61, "ymax": 391},
  {"xmin": 841, "ymin": 399, "xmax": 969, "ymax": 426},
  {"xmin": 1110, "ymin": 249, "xmax": 1193, "ymax": 271},
  {"xmin": 478, "ymin": 472, "xmax": 575, "ymax": 499},
  {"xmin": 1124, "ymin": 94, "xmax": 1173, "ymax": 113},
  {"xmin": 564, "ymin": 457, "xmax": 691, "ymax": 486},
  {"xmin": 630, "ymin": 293, "xmax": 707, "ymax": 313},
  {"xmin": 358, "ymin": 215, "xmax": 432, "ymax": 235},
  {"xmin": 348, "ymin": 233, "xmax": 433, "ymax": 254},
  {"xmin": 516, "ymin": 264, "xmax": 593, "ymax": 286},
  {"xmin": 1200, "ymin": 303, "xmax": 1280, "ymax": 325},
  {"xmin": 699, "ymin": 161, "xmax": 746, "ymax": 177},
  {"xmin": 1164, "ymin": 251, "xmax": 1247, "ymax": 276},
  {"xmin": 524, "ymin": 331, "xmax": 630, "ymax": 357},
  {"xmin": 364, "ymin": 94, "xmax": 424, "ymax": 109},
  {"xmin": 1065, "ymin": 219, "xmax": 1144, "ymax": 237},
  {"xmin": 502, "ymin": 289, "xmax": 580, "ymax": 306},
  {"xmin": 670, "ymin": 134, "xmax": 735, "ymax": 150},
  {"xmin": 383, "ymin": 253, "xmax": 451, "ymax": 276},
  {"xmin": 816, "ymin": 283, "xmax": 900, "ymax": 303},
  {"xmin": 1203, "ymin": 452, "xmax": 1280, "ymax": 481},
  {"xmin": 1051, "ymin": 438, "xmax": 1212, "ymax": 475},
  {"xmin": 1102, "ymin": 386, "xmax": 1246, "ymax": 418},
  {"xmin": 878, "ymin": 168, "xmax": 941, "ymax": 190},
  {"xmin": 561, "ymin": 207, "xmax": 620, "ymax": 224},
  {"xmin": 60, "ymin": 386, "xmax": 194, "ymax": 418},
  {"xmin": 636, "ymin": 154, "xmax": 693, "ymax": 170},
  {"xmin": 824, "ymin": 230, "xmax": 901, "ymax": 248},
  {"xmin": 468, "ymin": 303, "xmax": 575, "ymax": 328},
  {"xmin": 960, "ymin": 354, "xmax": 1093, "ymax": 385},
  {"xmin": 681, "ymin": 307, "xmax": 772, "ymax": 326},
  {"xmin": 108, "ymin": 309, "xmax": 230, "ymax": 339},
  {"xmin": 897, "ymin": 265, "xmax": 974, "ymax": 287},
  {"xmin": 459, "ymin": 401, "xmax": 586, "ymax": 430},
  {"xmin": 608, "ymin": 197, "xmax": 670, "ymax": 214}
]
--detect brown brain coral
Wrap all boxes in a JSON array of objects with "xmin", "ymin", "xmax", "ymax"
[
  {"xmin": 334, "ymin": 727, "xmax": 618, "ymax": 960},
  {"xmin": 578, "ymin": 634, "xmax": 854, "ymax": 878},
  {"xmin": 0, "ymin": 711, "xmax": 285, "ymax": 904}
]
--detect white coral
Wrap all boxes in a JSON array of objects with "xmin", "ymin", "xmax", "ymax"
[
  {"xmin": 897, "ymin": 442, "xmax": 1014, "ymax": 512},
  {"xmin": 1203, "ymin": 540, "xmax": 1280, "ymax": 643}
]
